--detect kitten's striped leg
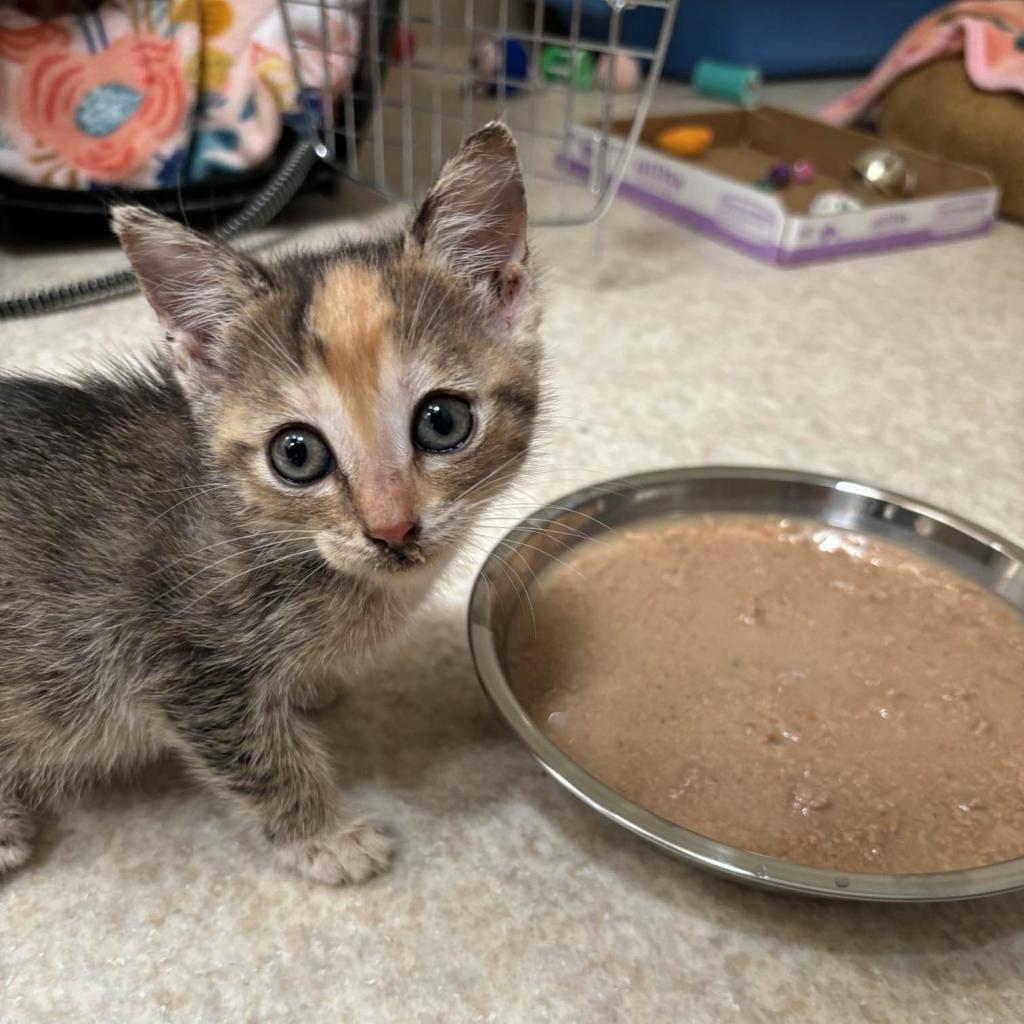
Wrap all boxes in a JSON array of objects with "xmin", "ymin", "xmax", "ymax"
[
  {"xmin": 0, "ymin": 798, "xmax": 35, "ymax": 876},
  {"xmin": 165, "ymin": 691, "xmax": 393, "ymax": 885}
]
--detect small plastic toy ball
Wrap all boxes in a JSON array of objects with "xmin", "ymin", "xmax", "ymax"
[
  {"xmin": 768, "ymin": 162, "xmax": 792, "ymax": 188},
  {"xmin": 792, "ymin": 159, "xmax": 815, "ymax": 184},
  {"xmin": 754, "ymin": 178, "xmax": 775, "ymax": 192},
  {"xmin": 656, "ymin": 124, "xmax": 714, "ymax": 158},
  {"xmin": 809, "ymin": 189, "xmax": 864, "ymax": 216},
  {"xmin": 390, "ymin": 23, "xmax": 416, "ymax": 62},
  {"xmin": 594, "ymin": 53, "xmax": 641, "ymax": 93}
]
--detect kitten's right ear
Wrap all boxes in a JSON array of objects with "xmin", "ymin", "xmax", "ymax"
[
  {"xmin": 410, "ymin": 122, "xmax": 529, "ymax": 326},
  {"xmin": 111, "ymin": 206, "xmax": 271, "ymax": 378}
]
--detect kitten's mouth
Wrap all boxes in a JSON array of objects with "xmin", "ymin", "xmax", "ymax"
[
  {"xmin": 315, "ymin": 533, "xmax": 430, "ymax": 578},
  {"xmin": 371, "ymin": 540, "xmax": 428, "ymax": 573}
]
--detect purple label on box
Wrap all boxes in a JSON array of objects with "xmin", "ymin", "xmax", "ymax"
[
  {"xmin": 559, "ymin": 141, "xmax": 996, "ymax": 266},
  {"xmin": 716, "ymin": 194, "xmax": 779, "ymax": 240},
  {"xmin": 635, "ymin": 157, "xmax": 684, "ymax": 193}
]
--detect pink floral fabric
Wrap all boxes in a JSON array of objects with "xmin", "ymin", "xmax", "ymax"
[
  {"xmin": 820, "ymin": 2, "xmax": 1024, "ymax": 126},
  {"xmin": 0, "ymin": 1, "xmax": 361, "ymax": 190}
]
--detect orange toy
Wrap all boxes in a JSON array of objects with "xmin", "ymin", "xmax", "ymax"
[{"xmin": 656, "ymin": 124, "xmax": 714, "ymax": 158}]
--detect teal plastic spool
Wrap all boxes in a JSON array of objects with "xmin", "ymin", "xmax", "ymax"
[{"xmin": 692, "ymin": 59, "xmax": 762, "ymax": 106}]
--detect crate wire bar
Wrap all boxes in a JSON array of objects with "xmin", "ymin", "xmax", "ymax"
[{"xmin": 278, "ymin": 0, "xmax": 678, "ymax": 226}]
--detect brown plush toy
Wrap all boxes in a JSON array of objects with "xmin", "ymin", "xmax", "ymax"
[{"xmin": 877, "ymin": 57, "xmax": 1024, "ymax": 222}]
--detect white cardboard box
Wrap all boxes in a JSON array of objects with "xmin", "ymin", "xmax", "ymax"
[{"xmin": 561, "ymin": 108, "xmax": 999, "ymax": 266}]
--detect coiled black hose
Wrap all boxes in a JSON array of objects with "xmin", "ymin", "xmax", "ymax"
[{"xmin": 0, "ymin": 140, "xmax": 319, "ymax": 320}]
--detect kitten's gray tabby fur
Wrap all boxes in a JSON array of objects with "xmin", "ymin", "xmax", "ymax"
[{"xmin": 0, "ymin": 123, "xmax": 542, "ymax": 883}]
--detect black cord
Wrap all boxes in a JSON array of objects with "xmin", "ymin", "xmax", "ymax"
[{"xmin": 0, "ymin": 141, "xmax": 319, "ymax": 320}]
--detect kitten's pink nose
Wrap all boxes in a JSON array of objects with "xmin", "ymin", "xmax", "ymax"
[{"xmin": 366, "ymin": 520, "xmax": 418, "ymax": 548}]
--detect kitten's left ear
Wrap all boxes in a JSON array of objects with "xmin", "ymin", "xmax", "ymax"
[
  {"xmin": 410, "ymin": 121, "xmax": 530, "ymax": 323},
  {"xmin": 111, "ymin": 206, "xmax": 271, "ymax": 378}
]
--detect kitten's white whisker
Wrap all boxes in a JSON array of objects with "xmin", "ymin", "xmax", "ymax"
[
  {"xmin": 146, "ymin": 485, "xmax": 237, "ymax": 527},
  {"xmin": 456, "ymin": 478, "xmax": 520, "ymax": 512},
  {"xmin": 282, "ymin": 558, "xmax": 329, "ymax": 603},
  {"xmin": 468, "ymin": 522, "xmax": 586, "ymax": 554},
  {"xmin": 451, "ymin": 503, "xmax": 595, "ymax": 542},
  {"xmin": 159, "ymin": 535, "xmax": 318, "ymax": 598},
  {"xmin": 500, "ymin": 486, "xmax": 618, "ymax": 536},
  {"xmin": 461, "ymin": 495, "xmax": 614, "ymax": 541},
  {"xmin": 149, "ymin": 482, "xmax": 234, "ymax": 496},
  {"xmin": 506, "ymin": 469, "xmax": 633, "ymax": 496},
  {"xmin": 157, "ymin": 529, "xmax": 323, "ymax": 574},
  {"xmin": 493, "ymin": 538, "xmax": 545, "ymax": 593},
  {"xmin": 451, "ymin": 449, "xmax": 529, "ymax": 506},
  {"xmin": 496, "ymin": 538, "xmax": 584, "ymax": 581},
  {"xmin": 461, "ymin": 537, "xmax": 536, "ymax": 636},
  {"xmin": 174, "ymin": 546, "xmax": 322, "ymax": 615}
]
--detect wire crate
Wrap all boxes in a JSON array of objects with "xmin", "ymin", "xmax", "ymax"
[{"xmin": 278, "ymin": 0, "xmax": 678, "ymax": 225}]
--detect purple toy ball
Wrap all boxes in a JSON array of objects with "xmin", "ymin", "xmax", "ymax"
[
  {"xmin": 793, "ymin": 159, "xmax": 815, "ymax": 184},
  {"xmin": 768, "ymin": 162, "xmax": 792, "ymax": 189}
]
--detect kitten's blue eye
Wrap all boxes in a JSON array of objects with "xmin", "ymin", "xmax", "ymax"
[
  {"xmin": 413, "ymin": 394, "xmax": 474, "ymax": 453},
  {"xmin": 269, "ymin": 426, "xmax": 333, "ymax": 484}
]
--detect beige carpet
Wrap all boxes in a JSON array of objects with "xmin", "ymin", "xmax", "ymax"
[{"xmin": 2, "ymin": 79, "xmax": 1024, "ymax": 1023}]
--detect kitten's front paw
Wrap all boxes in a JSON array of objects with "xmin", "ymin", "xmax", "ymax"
[
  {"xmin": 0, "ymin": 804, "xmax": 35, "ymax": 876},
  {"xmin": 276, "ymin": 822, "xmax": 395, "ymax": 885}
]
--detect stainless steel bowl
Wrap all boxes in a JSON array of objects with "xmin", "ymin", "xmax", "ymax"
[{"xmin": 468, "ymin": 467, "xmax": 1024, "ymax": 902}]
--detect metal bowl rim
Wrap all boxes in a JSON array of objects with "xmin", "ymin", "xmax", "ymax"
[{"xmin": 467, "ymin": 464, "xmax": 1024, "ymax": 902}]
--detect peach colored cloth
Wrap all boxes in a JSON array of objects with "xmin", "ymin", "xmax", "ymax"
[{"xmin": 820, "ymin": 1, "xmax": 1024, "ymax": 125}]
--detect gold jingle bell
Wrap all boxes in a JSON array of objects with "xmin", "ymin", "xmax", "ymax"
[{"xmin": 849, "ymin": 147, "xmax": 916, "ymax": 199}]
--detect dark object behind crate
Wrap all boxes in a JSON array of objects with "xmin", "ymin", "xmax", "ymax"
[{"xmin": 543, "ymin": 0, "xmax": 942, "ymax": 80}]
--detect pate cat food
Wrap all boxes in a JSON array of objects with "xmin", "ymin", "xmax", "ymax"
[{"xmin": 509, "ymin": 516, "xmax": 1024, "ymax": 874}]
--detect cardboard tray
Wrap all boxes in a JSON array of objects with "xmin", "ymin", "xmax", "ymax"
[{"xmin": 561, "ymin": 107, "xmax": 999, "ymax": 265}]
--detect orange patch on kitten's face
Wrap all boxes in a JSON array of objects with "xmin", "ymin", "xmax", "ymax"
[
  {"xmin": 311, "ymin": 265, "xmax": 398, "ymax": 446},
  {"xmin": 210, "ymin": 395, "xmax": 257, "ymax": 460}
]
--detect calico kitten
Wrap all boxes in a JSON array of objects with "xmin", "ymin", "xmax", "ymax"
[{"xmin": 0, "ymin": 123, "xmax": 541, "ymax": 884}]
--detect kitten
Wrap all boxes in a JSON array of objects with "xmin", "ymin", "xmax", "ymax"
[{"xmin": 0, "ymin": 123, "xmax": 542, "ymax": 884}]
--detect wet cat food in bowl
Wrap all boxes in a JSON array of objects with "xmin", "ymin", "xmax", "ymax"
[{"xmin": 468, "ymin": 468, "xmax": 1024, "ymax": 901}]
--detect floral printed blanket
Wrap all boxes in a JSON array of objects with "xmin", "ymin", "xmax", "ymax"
[{"xmin": 0, "ymin": 1, "xmax": 361, "ymax": 190}]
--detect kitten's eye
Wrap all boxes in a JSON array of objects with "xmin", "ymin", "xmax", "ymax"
[
  {"xmin": 268, "ymin": 426, "xmax": 334, "ymax": 485},
  {"xmin": 413, "ymin": 394, "xmax": 474, "ymax": 453}
]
